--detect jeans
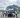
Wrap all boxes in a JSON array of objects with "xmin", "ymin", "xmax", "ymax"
[
  {"xmin": 3, "ymin": 13, "xmax": 6, "ymax": 17},
  {"xmin": 16, "ymin": 14, "xmax": 17, "ymax": 18}
]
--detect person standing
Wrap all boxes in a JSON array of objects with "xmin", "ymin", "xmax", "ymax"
[
  {"xmin": 4, "ymin": 10, "xmax": 6, "ymax": 17},
  {"xmin": 15, "ymin": 11, "xmax": 17, "ymax": 18},
  {"xmin": 12, "ymin": 11, "xmax": 15, "ymax": 17},
  {"xmin": 6, "ymin": 11, "xmax": 8, "ymax": 17},
  {"xmin": 2, "ymin": 10, "xmax": 4, "ymax": 17}
]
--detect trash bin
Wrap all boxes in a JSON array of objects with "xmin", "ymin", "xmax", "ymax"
[{"xmin": 8, "ymin": 14, "xmax": 12, "ymax": 17}]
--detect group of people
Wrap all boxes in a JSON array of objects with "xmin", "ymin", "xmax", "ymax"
[{"xmin": 2, "ymin": 10, "xmax": 17, "ymax": 18}]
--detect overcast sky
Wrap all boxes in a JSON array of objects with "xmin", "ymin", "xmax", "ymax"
[{"xmin": 0, "ymin": 0, "xmax": 20, "ymax": 10}]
